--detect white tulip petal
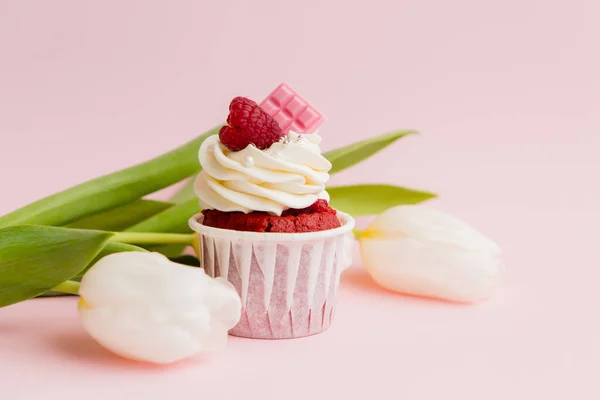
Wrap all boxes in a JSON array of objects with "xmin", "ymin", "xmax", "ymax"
[
  {"xmin": 78, "ymin": 252, "xmax": 241, "ymax": 364},
  {"xmin": 80, "ymin": 307, "xmax": 202, "ymax": 364},
  {"xmin": 204, "ymin": 277, "xmax": 243, "ymax": 328},
  {"xmin": 365, "ymin": 205, "xmax": 501, "ymax": 255},
  {"xmin": 360, "ymin": 205, "xmax": 502, "ymax": 302}
]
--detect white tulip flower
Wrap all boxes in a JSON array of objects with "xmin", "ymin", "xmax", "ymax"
[
  {"xmin": 359, "ymin": 205, "xmax": 502, "ymax": 303},
  {"xmin": 78, "ymin": 252, "xmax": 241, "ymax": 364}
]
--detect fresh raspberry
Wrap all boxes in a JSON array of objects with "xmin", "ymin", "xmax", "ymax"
[{"xmin": 219, "ymin": 97, "xmax": 283, "ymax": 151}]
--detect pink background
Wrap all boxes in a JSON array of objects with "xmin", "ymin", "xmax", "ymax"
[{"xmin": 0, "ymin": 0, "xmax": 598, "ymax": 399}]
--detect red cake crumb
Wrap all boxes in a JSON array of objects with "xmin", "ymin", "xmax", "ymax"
[
  {"xmin": 201, "ymin": 201, "xmax": 341, "ymax": 233},
  {"xmin": 308, "ymin": 199, "xmax": 330, "ymax": 213}
]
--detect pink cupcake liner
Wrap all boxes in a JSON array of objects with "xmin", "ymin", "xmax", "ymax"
[{"xmin": 189, "ymin": 212, "xmax": 355, "ymax": 339}]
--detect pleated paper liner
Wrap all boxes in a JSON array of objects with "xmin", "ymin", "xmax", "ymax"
[{"xmin": 189, "ymin": 212, "xmax": 355, "ymax": 339}]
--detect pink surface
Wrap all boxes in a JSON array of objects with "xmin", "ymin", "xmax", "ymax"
[
  {"xmin": 260, "ymin": 83, "xmax": 326, "ymax": 134},
  {"xmin": 0, "ymin": 0, "xmax": 599, "ymax": 399}
]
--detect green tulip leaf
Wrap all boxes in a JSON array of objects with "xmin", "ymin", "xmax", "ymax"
[
  {"xmin": 76, "ymin": 242, "xmax": 148, "ymax": 278},
  {"xmin": 127, "ymin": 198, "xmax": 201, "ymax": 258},
  {"xmin": 169, "ymin": 255, "xmax": 200, "ymax": 267},
  {"xmin": 126, "ymin": 198, "xmax": 200, "ymax": 233},
  {"xmin": 164, "ymin": 176, "xmax": 199, "ymax": 258},
  {"xmin": 146, "ymin": 244, "xmax": 187, "ymax": 258},
  {"xmin": 40, "ymin": 242, "xmax": 147, "ymax": 297},
  {"xmin": 0, "ymin": 225, "xmax": 113, "ymax": 307},
  {"xmin": 66, "ymin": 199, "xmax": 173, "ymax": 231},
  {"xmin": 170, "ymin": 175, "xmax": 198, "ymax": 204},
  {"xmin": 328, "ymin": 184, "xmax": 436, "ymax": 216},
  {"xmin": 36, "ymin": 290, "xmax": 75, "ymax": 298},
  {"xmin": 324, "ymin": 130, "xmax": 415, "ymax": 174},
  {"xmin": 0, "ymin": 127, "xmax": 220, "ymax": 229}
]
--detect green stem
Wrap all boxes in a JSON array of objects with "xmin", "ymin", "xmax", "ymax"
[
  {"xmin": 52, "ymin": 280, "xmax": 81, "ymax": 295},
  {"xmin": 111, "ymin": 232, "xmax": 195, "ymax": 245}
]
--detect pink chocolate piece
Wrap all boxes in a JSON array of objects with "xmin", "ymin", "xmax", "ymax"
[{"xmin": 259, "ymin": 83, "xmax": 325, "ymax": 134}]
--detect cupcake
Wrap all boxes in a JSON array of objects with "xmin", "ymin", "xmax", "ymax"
[{"xmin": 189, "ymin": 84, "xmax": 354, "ymax": 339}]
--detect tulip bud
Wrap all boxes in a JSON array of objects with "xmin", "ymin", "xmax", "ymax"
[
  {"xmin": 359, "ymin": 205, "xmax": 502, "ymax": 302},
  {"xmin": 78, "ymin": 252, "xmax": 241, "ymax": 364}
]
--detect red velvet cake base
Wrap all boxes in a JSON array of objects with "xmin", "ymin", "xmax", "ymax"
[{"xmin": 201, "ymin": 201, "xmax": 341, "ymax": 233}]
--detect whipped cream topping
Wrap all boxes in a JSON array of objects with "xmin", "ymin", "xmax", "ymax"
[{"xmin": 194, "ymin": 132, "xmax": 332, "ymax": 216}]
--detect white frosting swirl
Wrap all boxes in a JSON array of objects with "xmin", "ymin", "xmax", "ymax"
[{"xmin": 194, "ymin": 132, "xmax": 332, "ymax": 216}]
